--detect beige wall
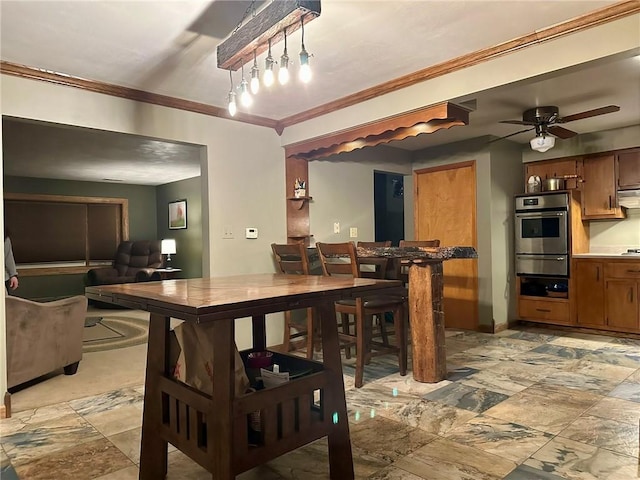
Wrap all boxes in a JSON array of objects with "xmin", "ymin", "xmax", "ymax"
[
  {"xmin": 1, "ymin": 75, "xmax": 287, "ymax": 353},
  {"xmin": 590, "ymin": 209, "xmax": 640, "ymax": 249}
]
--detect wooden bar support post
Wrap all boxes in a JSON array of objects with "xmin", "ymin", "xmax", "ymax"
[{"xmin": 408, "ymin": 262, "xmax": 447, "ymax": 383}]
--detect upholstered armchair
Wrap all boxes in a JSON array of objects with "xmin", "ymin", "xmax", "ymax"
[
  {"xmin": 86, "ymin": 240, "xmax": 162, "ymax": 285},
  {"xmin": 5, "ymin": 295, "xmax": 88, "ymax": 389}
]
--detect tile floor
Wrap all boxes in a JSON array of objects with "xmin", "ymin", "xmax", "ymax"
[{"xmin": 2, "ymin": 324, "xmax": 640, "ymax": 479}]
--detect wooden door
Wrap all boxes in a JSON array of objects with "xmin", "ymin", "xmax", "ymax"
[
  {"xmin": 414, "ymin": 161, "xmax": 478, "ymax": 330},
  {"xmin": 575, "ymin": 260, "xmax": 605, "ymax": 326},
  {"xmin": 606, "ymin": 280, "xmax": 639, "ymax": 330}
]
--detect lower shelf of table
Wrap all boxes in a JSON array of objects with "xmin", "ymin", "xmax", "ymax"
[{"xmin": 155, "ymin": 350, "xmax": 338, "ymax": 475}]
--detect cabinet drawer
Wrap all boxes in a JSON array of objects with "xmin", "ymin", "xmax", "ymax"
[
  {"xmin": 519, "ymin": 298, "xmax": 570, "ymax": 323},
  {"xmin": 605, "ymin": 262, "xmax": 640, "ymax": 279}
]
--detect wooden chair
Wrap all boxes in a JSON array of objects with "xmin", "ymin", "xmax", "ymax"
[
  {"xmin": 271, "ymin": 243, "xmax": 316, "ymax": 359},
  {"xmin": 316, "ymin": 241, "xmax": 407, "ymax": 388},
  {"xmin": 357, "ymin": 241, "xmax": 391, "ymax": 279},
  {"xmin": 397, "ymin": 239, "xmax": 441, "ymax": 284}
]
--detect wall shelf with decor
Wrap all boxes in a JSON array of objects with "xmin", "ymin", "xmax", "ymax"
[{"xmin": 287, "ymin": 196, "xmax": 313, "ymax": 209}]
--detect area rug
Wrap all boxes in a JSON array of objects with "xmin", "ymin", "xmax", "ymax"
[{"xmin": 82, "ymin": 315, "xmax": 149, "ymax": 353}]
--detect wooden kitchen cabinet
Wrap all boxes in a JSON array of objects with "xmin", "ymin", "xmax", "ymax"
[
  {"xmin": 524, "ymin": 157, "xmax": 581, "ymax": 189},
  {"xmin": 617, "ymin": 148, "xmax": 640, "ymax": 189},
  {"xmin": 581, "ymin": 154, "xmax": 625, "ymax": 220},
  {"xmin": 606, "ymin": 280, "xmax": 638, "ymax": 330},
  {"xmin": 574, "ymin": 260, "xmax": 605, "ymax": 327}
]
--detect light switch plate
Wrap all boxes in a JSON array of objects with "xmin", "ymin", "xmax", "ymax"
[
  {"xmin": 245, "ymin": 227, "xmax": 258, "ymax": 239},
  {"xmin": 333, "ymin": 222, "xmax": 340, "ymax": 234},
  {"xmin": 350, "ymin": 227, "xmax": 358, "ymax": 238}
]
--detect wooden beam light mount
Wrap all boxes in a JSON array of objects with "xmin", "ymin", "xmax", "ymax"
[{"xmin": 217, "ymin": 1, "xmax": 321, "ymax": 71}]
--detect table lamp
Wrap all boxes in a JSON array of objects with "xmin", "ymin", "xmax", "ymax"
[{"xmin": 161, "ymin": 239, "xmax": 177, "ymax": 270}]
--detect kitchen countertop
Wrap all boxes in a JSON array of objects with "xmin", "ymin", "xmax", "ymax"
[{"xmin": 572, "ymin": 253, "xmax": 640, "ymax": 259}]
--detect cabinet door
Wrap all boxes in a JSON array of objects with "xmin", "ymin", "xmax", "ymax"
[
  {"xmin": 606, "ymin": 280, "xmax": 639, "ymax": 330},
  {"xmin": 525, "ymin": 158, "xmax": 580, "ymax": 189},
  {"xmin": 575, "ymin": 260, "xmax": 605, "ymax": 326},
  {"xmin": 618, "ymin": 149, "xmax": 640, "ymax": 189},
  {"xmin": 581, "ymin": 154, "xmax": 625, "ymax": 219}
]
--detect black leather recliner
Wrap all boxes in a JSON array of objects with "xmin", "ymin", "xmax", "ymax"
[{"xmin": 86, "ymin": 240, "xmax": 163, "ymax": 285}]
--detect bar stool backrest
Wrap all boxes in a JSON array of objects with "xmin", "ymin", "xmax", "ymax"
[
  {"xmin": 271, "ymin": 243, "xmax": 310, "ymax": 275},
  {"xmin": 316, "ymin": 242, "xmax": 360, "ymax": 278}
]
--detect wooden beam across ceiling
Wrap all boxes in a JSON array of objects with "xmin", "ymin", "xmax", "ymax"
[{"xmin": 217, "ymin": 0, "xmax": 321, "ymax": 71}]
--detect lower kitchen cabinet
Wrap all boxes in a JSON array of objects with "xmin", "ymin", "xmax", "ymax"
[
  {"xmin": 571, "ymin": 258, "xmax": 640, "ymax": 333},
  {"xmin": 575, "ymin": 260, "xmax": 605, "ymax": 327},
  {"xmin": 517, "ymin": 276, "xmax": 572, "ymax": 325}
]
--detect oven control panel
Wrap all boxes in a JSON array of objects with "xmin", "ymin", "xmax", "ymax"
[{"xmin": 515, "ymin": 192, "xmax": 569, "ymax": 211}]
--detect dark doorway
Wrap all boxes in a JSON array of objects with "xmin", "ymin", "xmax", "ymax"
[{"xmin": 374, "ymin": 171, "xmax": 405, "ymax": 246}]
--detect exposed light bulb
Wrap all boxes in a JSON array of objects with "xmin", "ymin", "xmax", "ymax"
[
  {"xmin": 299, "ymin": 47, "xmax": 311, "ymax": 83},
  {"xmin": 227, "ymin": 91, "xmax": 237, "ymax": 116},
  {"xmin": 279, "ymin": 29, "xmax": 290, "ymax": 85},
  {"xmin": 279, "ymin": 52, "xmax": 290, "ymax": 85},
  {"xmin": 239, "ymin": 78, "xmax": 253, "ymax": 107},
  {"xmin": 264, "ymin": 40, "xmax": 275, "ymax": 87},
  {"xmin": 250, "ymin": 64, "xmax": 260, "ymax": 94}
]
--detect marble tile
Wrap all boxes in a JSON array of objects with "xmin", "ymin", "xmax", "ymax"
[
  {"xmin": 83, "ymin": 402, "xmax": 143, "ymax": 437},
  {"xmin": 446, "ymin": 337, "xmax": 478, "ymax": 355},
  {"xmin": 623, "ymin": 368, "xmax": 640, "ymax": 384},
  {"xmin": 446, "ymin": 366, "xmax": 478, "ymax": 382},
  {"xmin": 0, "ymin": 403, "xmax": 79, "ymax": 435},
  {"xmin": 586, "ymin": 396, "xmax": 640, "ymax": 424},
  {"xmin": 531, "ymin": 343, "xmax": 591, "ymax": 359},
  {"xmin": 565, "ymin": 358, "xmax": 637, "ymax": 382},
  {"xmin": 107, "ymin": 427, "xmax": 142, "ymax": 464},
  {"xmin": 0, "ymin": 464, "xmax": 19, "ymax": 480},
  {"xmin": 393, "ymin": 437, "xmax": 517, "ymax": 480},
  {"xmin": 368, "ymin": 465, "xmax": 424, "ymax": 479},
  {"xmin": 423, "ymin": 383, "xmax": 509, "ymax": 413},
  {"xmin": 444, "ymin": 414, "xmax": 553, "ymax": 463},
  {"xmin": 346, "ymin": 383, "xmax": 419, "ymax": 422},
  {"xmin": 502, "ymin": 464, "xmax": 567, "ymax": 479},
  {"xmin": 349, "ymin": 416, "xmax": 438, "ymax": 463},
  {"xmin": 446, "ymin": 352, "xmax": 500, "ymax": 370},
  {"xmin": 485, "ymin": 336, "xmax": 543, "ymax": 352},
  {"xmin": 370, "ymin": 371, "xmax": 452, "ymax": 396},
  {"xmin": 536, "ymin": 371, "xmax": 622, "ymax": 394},
  {"xmin": 509, "ymin": 351, "xmax": 579, "ymax": 370},
  {"xmin": 394, "ymin": 399, "xmax": 478, "ymax": 435},
  {"xmin": 609, "ymin": 337, "xmax": 640, "ymax": 348},
  {"xmin": 559, "ymin": 414, "xmax": 639, "ymax": 457},
  {"xmin": 13, "ymin": 438, "xmax": 134, "ymax": 480},
  {"xmin": 2, "ymin": 410, "xmax": 103, "ymax": 466},
  {"xmin": 459, "ymin": 370, "xmax": 534, "ymax": 396},
  {"xmin": 505, "ymin": 330, "xmax": 558, "ymax": 344},
  {"xmin": 582, "ymin": 350, "xmax": 640, "ymax": 369},
  {"xmin": 68, "ymin": 388, "xmax": 143, "ymax": 417},
  {"xmin": 94, "ymin": 465, "xmax": 139, "ymax": 480},
  {"xmin": 548, "ymin": 334, "xmax": 613, "ymax": 351},
  {"xmin": 462, "ymin": 345, "xmax": 521, "ymax": 361},
  {"xmin": 483, "ymin": 384, "xmax": 602, "ymax": 435},
  {"xmin": 607, "ymin": 381, "xmax": 640, "ymax": 403},
  {"xmin": 524, "ymin": 436, "xmax": 639, "ymax": 480},
  {"xmin": 482, "ymin": 359, "xmax": 557, "ymax": 383}
]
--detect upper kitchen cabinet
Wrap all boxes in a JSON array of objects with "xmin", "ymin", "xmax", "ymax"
[
  {"xmin": 617, "ymin": 148, "xmax": 640, "ymax": 189},
  {"xmin": 581, "ymin": 153, "xmax": 625, "ymax": 220},
  {"xmin": 525, "ymin": 157, "xmax": 581, "ymax": 189}
]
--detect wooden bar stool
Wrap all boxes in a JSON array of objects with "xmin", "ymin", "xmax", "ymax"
[
  {"xmin": 316, "ymin": 241, "xmax": 407, "ymax": 388},
  {"xmin": 271, "ymin": 243, "xmax": 317, "ymax": 359}
]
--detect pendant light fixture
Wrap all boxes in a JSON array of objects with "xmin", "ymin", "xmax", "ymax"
[
  {"xmin": 530, "ymin": 134, "xmax": 555, "ymax": 153},
  {"xmin": 250, "ymin": 50, "xmax": 260, "ymax": 95},
  {"xmin": 298, "ymin": 17, "xmax": 312, "ymax": 83},
  {"xmin": 278, "ymin": 28, "xmax": 290, "ymax": 85},
  {"xmin": 263, "ymin": 38, "xmax": 275, "ymax": 87},
  {"xmin": 227, "ymin": 70, "xmax": 237, "ymax": 116}
]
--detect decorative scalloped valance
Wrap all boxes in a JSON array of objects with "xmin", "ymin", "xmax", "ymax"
[{"xmin": 284, "ymin": 101, "xmax": 470, "ymax": 161}]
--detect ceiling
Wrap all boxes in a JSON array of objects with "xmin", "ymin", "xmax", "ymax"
[{"xmin": 1, "ymin": 1, "xmax": 639, "ymax": 185}]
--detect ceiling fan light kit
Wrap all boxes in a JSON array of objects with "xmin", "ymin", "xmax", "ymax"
[
  {"xmin": 497, "ymin": 104, "xmax": 620, "ymax": 153},
  {"xmin": 217, "ymin": 0, "xmax": 321, "ymax": 116}
]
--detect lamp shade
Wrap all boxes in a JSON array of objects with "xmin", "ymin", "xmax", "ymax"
[
  {"xmin": 530, "ymin": 135, "xmax": 555, "ymax": 153},
  {"xmin": 161, "ymin": 239, "xmax": 177, "ymax": 255}
]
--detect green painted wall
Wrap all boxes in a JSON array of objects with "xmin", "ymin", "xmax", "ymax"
[{"xmin": 4, "ymin": 176, "xmax": 158, "ymax": 300}]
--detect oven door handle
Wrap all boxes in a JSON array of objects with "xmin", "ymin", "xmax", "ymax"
[
  {"xmin": 516, "ymin": 255, "xmax": 567, "ymax": 261},
  {"xmin": 515, "ymin": 211, "xmax": 566, "ymax": 218}
]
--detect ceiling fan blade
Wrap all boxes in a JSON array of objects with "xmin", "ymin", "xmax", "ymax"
[
  {"xmin": 499, "ymin": 120, "xmax": 538, "ymax": 126},
  {"xmin": 559, "ymin": 105, "xmax": 620, "ymax": 123},
  {"xmin": 488, "ymin": 127, "xmax": 535, "ymax": 143},
  {"xmin": 547, "ymin": 125, "xmax": 578, "ymax": 139}
]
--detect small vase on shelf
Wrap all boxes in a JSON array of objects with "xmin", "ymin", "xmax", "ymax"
[{"xmin": 294, "ymin": 188, "xmax": 306, "ymax": 198}]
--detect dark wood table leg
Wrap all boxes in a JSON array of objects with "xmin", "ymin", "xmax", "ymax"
[
  {"xmin": 252, "ymin": 314, "xmax": 266, "ymax": 351},
  {"xmin": 317, "ymin": 301, "xmax": 355, "ymax": 480},
  {"xmin": 409, "ymin": 262, "xmax": 447, "ymax": 383},
  {"xmin": 139, "ymin": 313, "xmax": 169, "ymax": 479},
  {"xmin": 209, "ymin": 318, "xmax": 235, "ymax": 480}
]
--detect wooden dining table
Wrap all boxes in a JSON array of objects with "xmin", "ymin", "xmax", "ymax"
[
  {"xmin": 357, "ymin": 245, "xmax": 478, "ymax": 383},
  {"xmin": 86, "ymin": 273, "xmax": 402, "ymax": 480}
]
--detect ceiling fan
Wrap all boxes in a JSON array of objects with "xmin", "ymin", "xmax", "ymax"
[{"xmin": 496, "ymin": 105, "xmax": 620, "ymax": 152}]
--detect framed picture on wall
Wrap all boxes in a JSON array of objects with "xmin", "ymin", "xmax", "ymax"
[{"xmin": 168, "ymin": 199, "xmax": 187, "ymax": 230}]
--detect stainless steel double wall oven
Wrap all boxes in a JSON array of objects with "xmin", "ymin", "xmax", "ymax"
[{"xmin": 515, "ymin": 192, "xmax": 570, "ymax": 277}]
